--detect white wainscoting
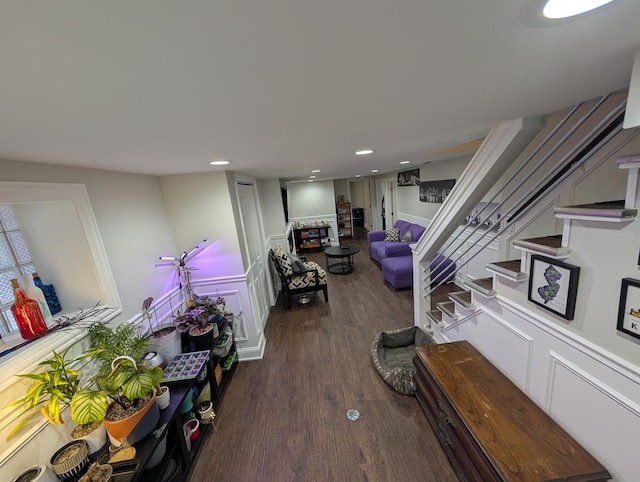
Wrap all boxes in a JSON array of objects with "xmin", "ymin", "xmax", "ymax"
[{"xmin": 429, "ymin": 293, "xmax": 640, "ymax": 481}]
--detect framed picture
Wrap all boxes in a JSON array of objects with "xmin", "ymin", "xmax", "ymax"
[
  {"xmin": 528, "ymin": 255, "xmax": 580, "ymax": 320},
  {"xmin": 336, "ymin": 194, "xmax": 345, "ymax": 204},
  {"xmin": 398, "ymin": 169, "xmax": 420, "ymax": 186},
  {"xmin": 419, "ymin": 179, "xmax": 455, "ymax": 203},
  {"xmin": 616, "ymin": 278, "xmax": 640, "ymax": 340}
]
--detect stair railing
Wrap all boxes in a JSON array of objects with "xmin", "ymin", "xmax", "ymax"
[{"xmin": 422, "ymin": 95, "xmax": 627, "ymax": 300}]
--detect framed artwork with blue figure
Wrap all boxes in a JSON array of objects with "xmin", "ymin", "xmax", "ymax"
[{"xmin": 528, "ymin": 255, "xmax": 580, "ymax": 320}]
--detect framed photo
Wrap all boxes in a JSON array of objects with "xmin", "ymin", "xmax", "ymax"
[
  {"xmin": 419, "ymin": 179, "xmax": 455, "ymax": 203},
  {"xmin": 616, "ymin": 278, "xmax": 640, "ymax": 340},
  {"xmin": 398, "ymin": 169, "xmax": 420, "ymax": 186},
  {"xmin": 336, "ymin": 194, "xmax": 345, "ymax": 204},
  {"xmin": 528, "ymin": 255, "xmax": 580, "ymax": 320}
]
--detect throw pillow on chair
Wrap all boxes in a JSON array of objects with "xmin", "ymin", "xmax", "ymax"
[{"xmin": 384, "ymin": 228, "xmax": 400, "ymax": 242}]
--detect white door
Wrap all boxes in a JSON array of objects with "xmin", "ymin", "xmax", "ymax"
[{"xmin": 236, "ymin": 182, "xmax": 270, "ymax": 328}]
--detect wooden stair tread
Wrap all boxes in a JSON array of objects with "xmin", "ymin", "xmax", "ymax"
[
  {"xmin": 449, "ymin": 290, "xmax": 474, "ymax": 310},
  {"xmin": 486, "ymin": 260, "xmax": 527, "ymax": 282},
  {"xmin": 426, "ymin": 310, "xmax": 443, "ymax": 326},
  {"xmin": 436, "ymin": 301, "xmax": 457, "ymax": 320},
  {"xmin": 554, "ymin": 200, "xmax": 637, "ymax": 221},
  {"xmin": 513, "ymin": 234, "xmax": 570, "ymax": 258},
  {"xmin": 465, "ymin": 277, "xmax": 496, "ymax": 298}
]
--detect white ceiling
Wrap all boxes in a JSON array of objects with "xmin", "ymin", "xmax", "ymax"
[{"xmin": 1, "ymin": 1, "xmax": 639, "ymax": 182}]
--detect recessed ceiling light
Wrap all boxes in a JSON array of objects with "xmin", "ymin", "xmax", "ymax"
[
  {"xmin": 355, "ymin": 149, "xmax": 374, "ymax": 156},
  {"xmin": 209, "ymin": 159, "xmax": 232, "ymax": 166},
  {"xmin": 309, "ymin": 175, "xmax": 317, "ymax": 179},
  {"xmin": 400, "ymin": 161, "xmax": 410, "ymax": 165},
  {"xmin": 371, "ymin": 169, "xmax": 379, "ymax": 173},
  {"xmin": 311, "ymin": 169, "xmax": 321, "ymax": 173},
  {"xmin": 520, "ymin": 0, "xmax": 615, "ymax": 26},
  {"xmin": 543, "ymin": 0, "xmax": 614, "ymax": 18},
  {"xmin": 308, "ymin": 179, "xmax": 314, "ymax": 182},
  {"xmin": 355, "ymin": 174, "xmax": 361, "ymax": 178}
]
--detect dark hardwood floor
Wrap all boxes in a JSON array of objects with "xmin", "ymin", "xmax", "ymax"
[{"xmin": 188, "ymin": 229, "xmax": 459, "ymax": 481}]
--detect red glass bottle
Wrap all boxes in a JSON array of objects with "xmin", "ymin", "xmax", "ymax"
[{"xmin": 10, "ymin": 278, "xmax": 48, "ymax": 340}]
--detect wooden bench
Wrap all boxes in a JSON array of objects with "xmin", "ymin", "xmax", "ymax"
[{"xmin": 413, "ymin": 341, "xmax": 610, "ymax": 481}]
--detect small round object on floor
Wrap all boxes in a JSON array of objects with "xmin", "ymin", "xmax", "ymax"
[
  {"xmin": 298, "ymin": 294, "xmax": 311, "ymax": 304},
  {"xmin": 346, "ymin": 409, "xmax": 360, "ymax": 421}
]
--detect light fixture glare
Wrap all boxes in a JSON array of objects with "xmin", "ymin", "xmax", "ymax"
[
  {"xmin": 355, "ymin": 149, "xmax": 374, "ymax": 156},
  {"xmin": 400, "ymin": 161, "xmax": 410, "ymax": 165},
  {"xmin": 209, "ymin": 159, "xmax": 232, "ymax": 166},
  {"xmin": 311, "ymin": 169, "xmax": 321, "ymax": 173},
  {"xmin": 543, "ymin": 0, "xmax": 614, "ymax": 19}
]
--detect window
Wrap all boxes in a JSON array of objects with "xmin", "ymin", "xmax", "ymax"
[{"xmin": 0, "ymin": 206, "xmax": 36, "ymax": 335}]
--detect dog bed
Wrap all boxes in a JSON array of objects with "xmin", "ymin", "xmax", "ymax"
[{"xmin": 371, "ymin": 326, "xmax": 436, "ymax": 395}]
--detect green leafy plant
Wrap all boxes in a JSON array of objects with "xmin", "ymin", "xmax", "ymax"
[
  {"xmin": 174, "ymin": 295, "xmax": 226, "ymax": 330},
  {"xmin": 88, "ymin": 322, "xmax": 148, "ymax": 376},
  {"xmin": 70, "ymin": 355, "xmax": 162, "ymax": 425},
  {"xmin": 5, "ymin": 348, "xmax": 100, "ymax": 440}
]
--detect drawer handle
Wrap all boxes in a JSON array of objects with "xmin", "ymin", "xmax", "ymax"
[
  {"xmin": 437, "ymin": 422, "xmax": 454, "ymax": 449},
  {"xmin": 438, "ymin": 400, "xmax": 454, "ymax": 427}
]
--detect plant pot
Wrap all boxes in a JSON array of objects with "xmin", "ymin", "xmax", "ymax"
[
  {"xmin": 184, "ymin": 418, "xmax": 200, "ymax": 441},
  {"xmin": 103, "ymin": 388, "xmax": 159, "ymax": 446},
  {"xmin": 148, "ymin": 326, "xmax": 181, "ymax": 365},
  {"xmin": 188, "ymin": 324, "xmax": 214, "ymax": 349},
  {"xmin": 156, "ymin": 385, "xmax": 170, "ymax": 410},
  {"xmin": 71, "ymin": 421, "xmax": 107, "ymax": 455},
  {"xmin": 146, "ymin": 429, "xmax": 168, "ymax": 470},
  {"xmin": 49, "ymin": 439, "xmax": 89, "ymax": 480},
  {"xmin": 197, "ymin": 400, "xmax": 215, "ymax": 425},
  {"xmin": 11, "ymin": 465, "xmax": 58, "ymax": 482}
]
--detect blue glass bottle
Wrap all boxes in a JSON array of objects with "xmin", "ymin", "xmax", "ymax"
[{"xmin": 32, "ymin": 272, "xmax": 62, "ymax": 315}]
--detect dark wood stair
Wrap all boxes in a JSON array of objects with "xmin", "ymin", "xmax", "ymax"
[
  {"xmin": 449, "ymin": 290, "xmax": 475, "ymax": 310},
  {"xmin": 554, "ymin": 200, "xmax": 637, "ymax": 221},
  {"xmin": 465, "ymin": 277, "xmax": 496, "ymax": 298},
  {"xmin": 486, "ymin": 259, "xmax": 527, "ymax": 282},
  {"xmin": 436, "ymin": 301, "xmax": 457, "ymax": 320},
  {"xmin": 425, "ymin": 310, "xmax": 443, "ymax": 327},
  {"xmin": 512, "ymin": 234, "xmax": 570, "ymax": 257}
]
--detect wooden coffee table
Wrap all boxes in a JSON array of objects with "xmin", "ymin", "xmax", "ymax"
[{"xmin": 324, "ymin": 245, "xmax": 360, "ymax": 274}]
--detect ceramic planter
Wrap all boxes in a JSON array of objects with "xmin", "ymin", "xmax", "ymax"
[
  {"xmin": 10, "ymin": 465, "xmax": 58, "ymax": 482},
  {"xmin": 148, "ymin": 326, "xmax": 181, "ymax": 364},
  {"xmin": 71, "ymin": 421, "xmax": 107, "ymax": 455},
  {"xmin": 49, "ymin": 439, "xmax": 89, "ymax": 480},
  {"xmin": 156, "ymin": 385, "xmax": 170, "ymax": 410},
  {"xmin": 104, "ymin": 388, "xmax": 159, "ymax": 446},
  {"xmin": 188, "ymin": 323, "xmax": 214, "ymax": 349}
]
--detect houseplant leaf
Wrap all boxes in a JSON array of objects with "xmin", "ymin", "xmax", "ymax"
[{"xmin": 70, "ymin": 389, "xmax": 108, "ymax": 425}]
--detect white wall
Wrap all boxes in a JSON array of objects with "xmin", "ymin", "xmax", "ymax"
[
  {"xmin": 397, "ymin": 156, "xmax": 472, "ymax": 221},
  {"xmin": 257, "ymin": 178, "xmax": 287, "ymax": 238},
  {"xmin": 0, "ymin": 159, "xmax": 179, "ymax": 321},
  {"xmin": 287, "ymin": 180, "xmax": 336, "ymax": 219}
]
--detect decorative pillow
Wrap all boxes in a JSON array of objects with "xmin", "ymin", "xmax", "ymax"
[
  {"xmin": 401, "ymin": 230, "xmax": 413, "ymax": 242},
  {"xmin": 290, "ymin": 254, "xmax": 306, "ymax": 273},
  {"xmin": 384, "ymin": 228, "xmax": 400, "ymax": 242}
]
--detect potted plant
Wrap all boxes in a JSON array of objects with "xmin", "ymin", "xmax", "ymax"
[
  {"xmin": 5, "ymin": 348, "xmax": 107, "ymax": 454},
  {"xmin": 50, "ymin": 438, "xmax": 90, "ymax": 480},
  {"xmin": 142, "ymin": 296, "xmax": 181, "ymax": 364},
  {"xmin": 69, "ymin": 353, "xmax": 163, "ymax": 445},
  {"xmin": 174, "ymin": 295, "xmax": 226, "ymax": 350}
]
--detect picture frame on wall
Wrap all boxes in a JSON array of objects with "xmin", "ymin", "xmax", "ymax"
[
  {"xmin": 527, "ymin": 255, "xmax": 580, "ymax": 320},
  {"xmin": 397, "ymin": 169, "xmax": 420, "ymax": 186},
  {"xmin": 616, "ymin": 278, "xmax": 640, "ymax": 340},
  {"xmin": 419, "ymin": 179, "xmax": 455, "ymax": 203}
]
